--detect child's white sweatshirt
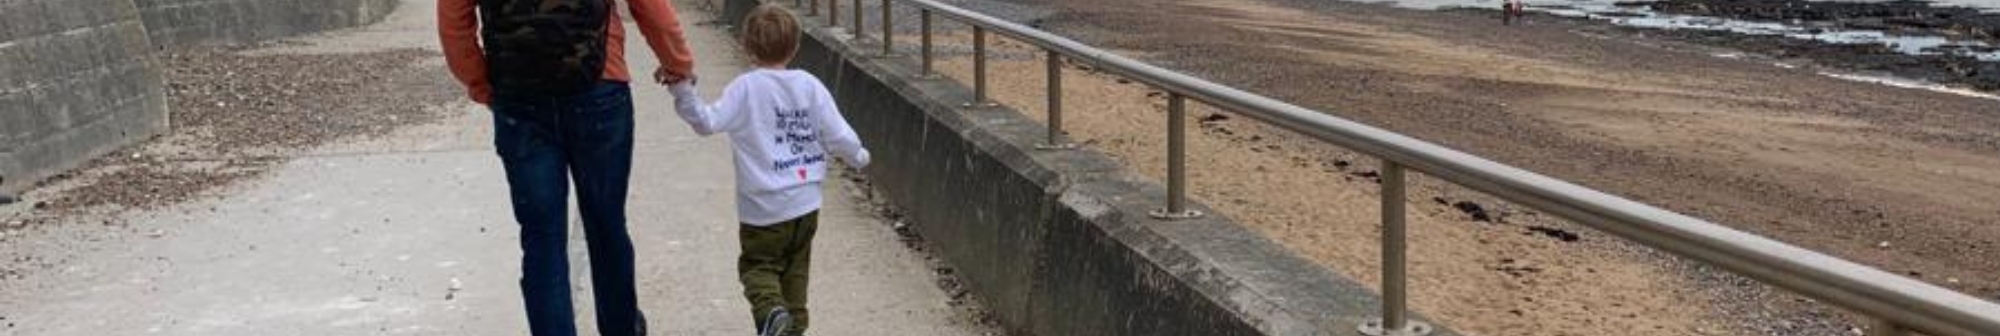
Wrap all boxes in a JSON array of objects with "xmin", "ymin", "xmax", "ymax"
[{"xmin": 669, "ymin": 68, "xmax": 871, "ymax": 226}]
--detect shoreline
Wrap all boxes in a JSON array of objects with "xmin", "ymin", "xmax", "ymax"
[{"xmin": 1452, "ymin": 0, "xmax": 2000, "ymax": 94}]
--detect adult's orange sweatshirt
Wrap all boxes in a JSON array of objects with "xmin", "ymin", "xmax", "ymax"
[{"xmin": 438, "ymin": 0, "xmax": 697, "ymax": 104}]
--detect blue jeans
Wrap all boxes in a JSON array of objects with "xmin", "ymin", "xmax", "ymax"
[{"xmin": 490, "ymin": 82, "xmax": 645, "ymax": 336}]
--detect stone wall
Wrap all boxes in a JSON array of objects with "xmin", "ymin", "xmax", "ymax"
[
  {"xmin": 1, "ymin": 0, "xmax": 167, "ymax": 192},
  {"xmin": 135, "ymin": 0, "xmax": 397, "ymax": 47},
  {"xmin": 0, "ymin": 0, "xmax": 396, "ymax": 192}
]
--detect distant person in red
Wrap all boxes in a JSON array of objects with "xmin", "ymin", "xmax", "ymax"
[
  {"xmin": 436, "ymin": 0, "xmax": 694, "ymax": 335},
  {"xmin": 1504, "ymin": 0, "xmax": 1526, "ymax": 25}
]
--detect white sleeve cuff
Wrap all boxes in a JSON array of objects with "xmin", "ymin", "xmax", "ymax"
[{"xmin": 671, "ymin": 82, "xmax": 697, "ymax": 95}]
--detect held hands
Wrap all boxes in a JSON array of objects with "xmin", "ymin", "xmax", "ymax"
[
  {"xmin": 659, "ymin": 67, "xmax": 699, "ymax": 102},
  {"xmin": 654, "ymin": 67, "xmax": 694, "ymax": 86}
]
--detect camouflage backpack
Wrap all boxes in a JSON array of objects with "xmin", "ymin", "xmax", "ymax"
[{"xmin": 478, "ymin": 0, "xmax": 611, "ymax": 97}]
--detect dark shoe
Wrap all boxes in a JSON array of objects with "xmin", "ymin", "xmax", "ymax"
[
  {"xmin": 633, "ymin": 314, "xmax": 648, "ymax": 336},
  {"xmin": 759, "ymin": 307, "xmax": 792, "ymax": 336},
  {"xmin": 0, "ymin": 175, "xmax": 13, "ymax": 204}
]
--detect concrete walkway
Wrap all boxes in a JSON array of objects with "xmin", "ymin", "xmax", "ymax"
[{"xmin": 0, "ymin": 1, "xmax": 996, "ymax": 335}]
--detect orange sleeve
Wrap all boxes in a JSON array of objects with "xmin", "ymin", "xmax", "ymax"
[
  {"xmin": 438, "ymin": 0, "xmax": 492, "ymax": 104},
  {"xmin": 626, "ymin": 0, "xmax": 696, "ymax": 77}
]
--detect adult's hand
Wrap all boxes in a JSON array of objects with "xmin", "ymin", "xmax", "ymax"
[
  {"xmin": 654, "ymin": 67, "xmax": 689, "ymax": 85},
  {"xmin": 469, "ymin": 84, "xmax": 493, "ymax": 105}
]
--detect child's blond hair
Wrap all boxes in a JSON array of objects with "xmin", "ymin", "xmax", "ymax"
[{"xmin": 741, "ymin": 4, "xmax": 800, "ymax": 66}]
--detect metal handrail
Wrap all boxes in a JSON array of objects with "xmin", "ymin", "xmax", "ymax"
[{"xmin": 792, "ymin": 0, "xmax": 2000, "ymax": 335}]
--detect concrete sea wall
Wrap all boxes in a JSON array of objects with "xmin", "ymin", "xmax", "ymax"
[{"xmin": 717, "ymin": 0, "xmax": 1464, "ymax": 334}]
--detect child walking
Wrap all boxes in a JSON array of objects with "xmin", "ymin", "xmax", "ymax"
[{"xmin": 665, "ymin": 4, "xmax": 869, "ymax": 336}]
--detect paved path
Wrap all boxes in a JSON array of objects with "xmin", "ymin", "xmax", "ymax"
[{"xmin": 0, "ymin": 1, "xmax": 995, "ymax": 335}]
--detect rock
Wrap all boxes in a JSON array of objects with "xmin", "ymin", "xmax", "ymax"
[
  {"xmin": 1527, "ymin": 226, "xmax": 1581, "ymax": 242},
  {"xmin": 1453, "ymin": 201, "xmax": 1493, "ymax": 222},
  {"xmin": 0, "ymin": 193, "xmax": 15, "ymax": 205}
]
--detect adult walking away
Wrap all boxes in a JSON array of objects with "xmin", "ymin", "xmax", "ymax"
[{"xmin": 437, "ymin": 0, "xmax": 694, "ymax": 335}]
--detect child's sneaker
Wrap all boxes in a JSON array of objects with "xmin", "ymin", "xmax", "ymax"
[{"xmin": 759, "ymin": 307, "xmax": 792, "ymax": 336}]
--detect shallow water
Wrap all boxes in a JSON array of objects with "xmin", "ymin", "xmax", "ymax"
[
  {"xmin": 1367, "ymin": 0, "xmax": 2000, "ymax": 97},
  {"xmin": 1376, "ymin": 0, "xmax": 2000, "ymax": 61},
  {"xmin": 1821, "ymin": 0, "xmax": 1999, "ymax": 12},
  {"xmin": 1378, "ymin": 0, "xmax": 2000, "ymax": 12}
]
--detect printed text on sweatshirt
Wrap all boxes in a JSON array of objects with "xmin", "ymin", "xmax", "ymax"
[{"xmin": 669, "ymin": 69, "xmax": 870, "ymax": 226}]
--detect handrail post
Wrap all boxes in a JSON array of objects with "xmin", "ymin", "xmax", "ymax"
[
  {"xmin": 1873, "ymin": 319, "xmax": 1910, "ymax": 336},
  {"xmin": 1149, "ymin": 94, "xmax": 1203, "ymax": 220},
  {"xmin": 881, "ymin": 0, "xmax": 896, "ymax": 55},
  {"xmin": 1037, "ymin": 49, "xmax": 1075, "ymax": 150},
  {"xmin": 1169, "ymin": 95, "xmax": 1187, "ymax": 213},
  {"xmin": 1361, "ymin": 161, "xmax": 1431, "ymax": 336},
  {"xmin": 852, "ymin": 0, "xmax": 864, "ymax": 37},
  {"xmin": 1383, "ymin": 161, "xmax": 1408, "ymax": 329},
  {"xmin": 828, "ymin": 0, "xmax": 838, "ymax": 27},
  {"xmin": 967, "ymin": 26, "xmax": 993, "ymax": 107},
  {"xmin": 807, "ymin": 0, "xmax": 817, "ymax": 16},
  {"xmin": 920, "ymin": 9, "xmax": 933, "ymax": 77}
]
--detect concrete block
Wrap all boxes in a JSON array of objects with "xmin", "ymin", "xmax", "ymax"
[
  {"xmin": 0, "ymin": 93, "xmax": 161, "ymax": 192},
  {"xmin": 0, "ymin": 0, "xmax": 136, "ymax": 42},
  {"xmin": 0, "ymin": 14, "xmax": 147, "ymax": 90},
  {"xmin": 136, "ymin": 0, "xmax": 395, "ymax": 47}
]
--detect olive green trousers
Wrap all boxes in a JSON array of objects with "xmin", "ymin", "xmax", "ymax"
[{"xmin": 739, "ymin": 211, "xmax": 817, "ymax": 335}]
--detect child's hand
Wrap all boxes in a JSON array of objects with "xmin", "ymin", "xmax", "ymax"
[{"xmin": 667, "ymin": 77, "xmax": 700, "ymax": 99}]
